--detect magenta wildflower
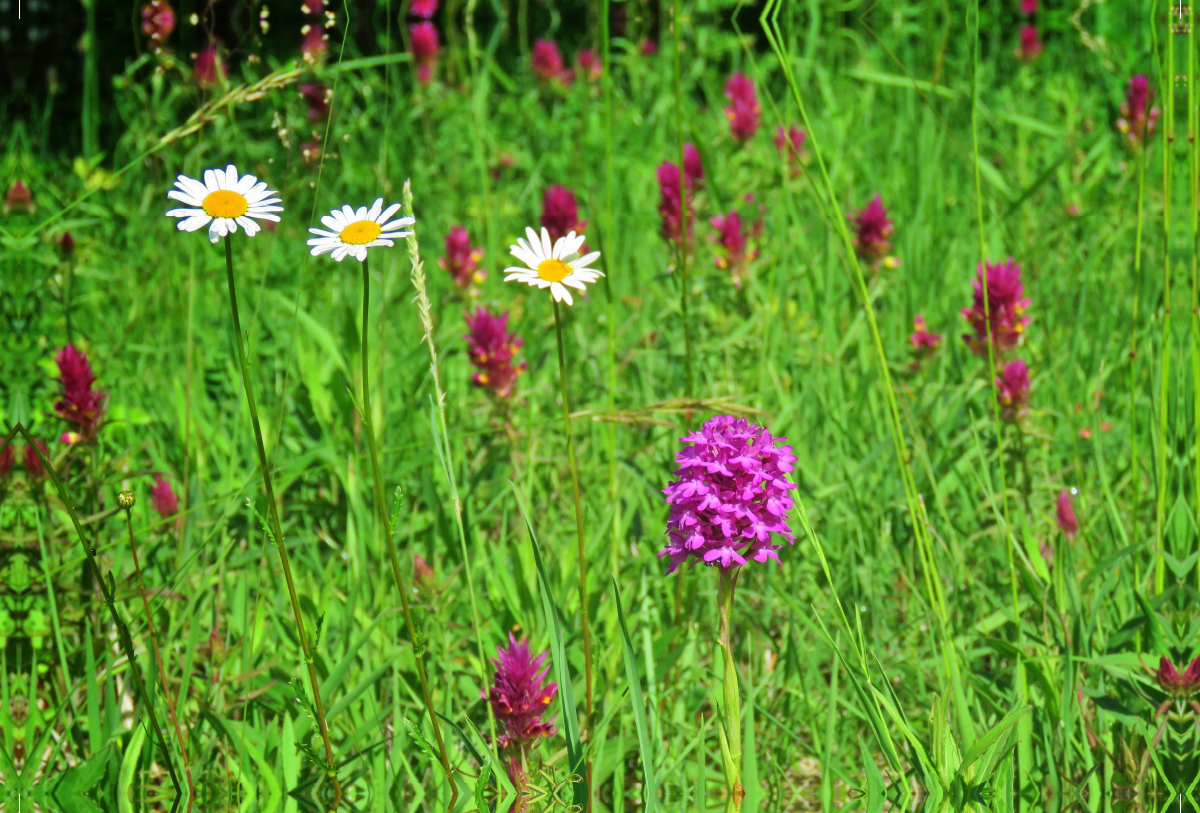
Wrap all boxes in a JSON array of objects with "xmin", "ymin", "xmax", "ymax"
[
  {"xmin": 141, "ymin": 0, "xmax": 175, "ymax": 47},
  {"xmin": 849, "ymin": 193, "xmax": 895, "ymax": 265},
  {"xmin": 996, "ymin": 359, "xmax": 1031, "ymax": 421},
  {"xmin": 576, "ymin": 48, "xmax": 602, "ymax": 81},
  {"xmin": 440, "ymin": 226, "xmax": 486, "ymax": 289},
  {"xmin": 413, "ymin": 555, "xmax": 437, "ymax": 592},
  {"xmin": 961, "ymin": 257, "xmax": 1031, "ymax": 355},
  {"xmin": 659, "ymin": 415, "xmax": 798, "ymax": 572},
  {"xmin": 151, "ymin": 474, "xmax": 179, "ymax": 519},
  {"xmin": 299, "ymin": 82, "xmax": 331, "ymax": 121},
  {"xmin": 908, "ymin": 315, "xmax": 942, "ymax": 368},
  {"xmin": 532, "ymin": 39, "xmax": 567, "ymax": 82},
  {"xmin": 482, "ymin": 634, "xmax": 558, "ymax": 749},
  {"xmin": 301, "ymin": 25, "xmax": 329, "ymax": 64},
  {"xmin": 1157, "ymin": 657, "xmax": 1200, "ymax": 698},
  {"xmin": 540, "ymin": 185, "xmax": 586, "ymax": 243},
  {"xmin": 656, "ymin": 161, "xmax": 694, "ymax": 246},
  {"xmin": 463, "ymin": 308, "xmax": 527, "ymax": 399},
  {"xmin": 23, "ymin": 440, "xmax": 48, "ymax": 480},
  {"xmin": 410, "ymin": 22, "xmax": 439, "ymax": 83},
  {"xmin": 710, "ymin": 210, "xmax": 761, "ymax": 289},
  {"xmin": 55, "ymin": 345, "xmax": 106, "ymax": 440},
  {"xmin": 194, "ymin": 41, "xmax": 227, "ymax": 87},
  {"xmin": 302, "ymin": 0, "xmax": 325, "ymax": 12},
  {"xmin": 58, "ymin": 231, "xmax": 75, "ymax": 256},
  {"xmin": 0, "ymin": 445, "xmax": 13, "ymax": 480},
  {"xmin": 5, "ymin": 180, "xmax": 34, "ymax": 215},
  {"xmin": 774, "ymin": 125, "xmax": 807, "ymax": 174},
  {"xmin": 639, "ymin": 38, "xmax": 658, "ymax": 56},
  {"xmin": 409, "ymin": 0, "xmax": 438, "ymax": 18},
  {"xmin": 683, "ymin": 142, "xmax": 704, "ymax": 187},
  {"xmin": 1020, "ymin": 0, "xmax": 1037, "ymax": 12},
  {"xmin": 1056, "ymin": 489, "xmax": 1078, "ymax": 539},
  {"xmin": 723, "ymin": 72, "xmax": 761, "ymax": 141},
  {"xmin": 1015, "ymin": 25, "xmax": 1042, "ymax": 61},
  {"xmin": 1117, "ymin": 75, "xmax": 1161, "ymax": 148}
]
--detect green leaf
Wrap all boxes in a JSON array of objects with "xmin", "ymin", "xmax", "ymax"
[
  {"xmin": 612, "ymin": 577, "xmax": 659, "ymax": 812},
  {"xmin": 955, "ymin": 705, "xmax": 1029, "ymax": 781},
  {"xmin": 53, "ymin": 746, "xmax": 112, "ymax": 813}
]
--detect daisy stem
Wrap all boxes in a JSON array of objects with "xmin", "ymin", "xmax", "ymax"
[
  {"xmin": 358, "ymin": 254, "xmax": 458, "ymax": 800},
  {"xmin": 122, "ymin": 501, "xmax": 195, "ymax": 813},
  {"xmin": 716, "ymin": 567, "xmax": 743, "ymax": 813},
  {"xmin": 552, "ymin": 300, "xmax": 593, "ymax": 727},
  {"xmin": 222, "ymin": 235, "xmax": 341, "ymax": 809}
]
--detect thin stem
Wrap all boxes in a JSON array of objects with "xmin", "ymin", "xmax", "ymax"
[
  {"xmin": 359, "ymin": 254, "xmax": 458, "ymax": 806},
  {"xmin": 717, "ymin": 567, "xmax": 743, "ymax": 813},
  {"xmin": 672, "ymin": 0, "xmax": 694, "ymax": 396},
  {"xmin": 553, "ymin": 300, "xmax": 593, "ymax": 726},
  {"xmin": 222, "ymin": 235, "xmax": 341, "ymax": 810},
  {"xmin": 123, "ymin": 500, "xmax": 195, "ymax": 813}
]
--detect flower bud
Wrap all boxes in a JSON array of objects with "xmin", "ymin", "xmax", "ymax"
[{"xmin": 118, "ymin": 490, "xmax": 136, "ymax": 510}]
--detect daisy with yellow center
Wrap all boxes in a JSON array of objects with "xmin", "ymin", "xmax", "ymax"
[
  {"xmin": 307, "ymin": 198, "xmax": 414, "ymax": 262},
  {"xmin": 165, "ymin": 164, "xmax": 283, "ymax": 243},
  {"xmin": 504, "ymin": 227, "xmax": 602, "ymax": 306}
]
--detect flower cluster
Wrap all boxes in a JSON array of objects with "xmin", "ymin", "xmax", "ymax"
[
  {"xmin": 410, "ymin": 22, "xmax": 440, "ymax": 83},
  {"xmin": 960, "ymin": 257, "xmax": 1031, "ymax": 355},
  {"xmin": 1157, "ymin": 657, "xmax": 1200, "ymax": 698},
  {"xmin": 194, "ymin": 41, "xmax": 227, "ymax": 88},
  {"xmin": 55, "ymin": 345, "xmax": 106, "ymax": 441},
  {"xmin": 532, "ymin": 39, "xmax": 567, "ymax": 82},
  {"xmin": 301, "ymin": 0, "xmax": 330, "ymax": 64},
  {"xmin": 724, "ymin": 72, "xmax": 761, "ymax": 141},
  {"xmin": 908, "ymin": 315, "xmax": 942, "ymax": 369},
  {"xmin": 300, "ymin": 82, "xmax": 331, "ymax": 121},
  {"xmin": 410, "ymin": 0, "xmax": 437, "ymax": 18},
  {"xmin": 659, "ymin": 415, "xmax": 798, "ymax": 571},
  {"xmin": 463, "ymin": 308, "xmax": 527, "ymax": 398},
  {"xmin": 141, "ymin": 0, "xmax": 175, "ymax": 48},
  {"xmin": 151, "ymin": 474, "xmax": 179, "ymax": 519},
  {"xmin": 1117, "ymin": 75, "xmax": 1160, "ymax": 148},
  {"xmin": 849, "ymin": 193, "xmax": 897, "ymax": 267},
  {"xmin": 4, "ymin": 181, "xmax": 34, "ymax": 215},
  {"xmin": 995, "ymin": 359, "xmax": 1031, "ymax": 421},
  {"xmin": 656, "ymin": 161, "xmax": 695, "ymax": 246},
  {"xmin": 440, "ymin": 226, "xmax": 486, "ymax": 289},
  {"xmin": 774, "ymin": 125, "xmax": 807, "ymax": 175},
  {"xmin": 710, "ymin": 210, "xmax": 761, "ymax": 289},
  {"xmin": 1015, "ymin": 25, "xmax": 1042, "ymax": 61},
  {"xmin": 540, "ymin": 185, "xmax": 586, "ymax": 243},
  {"xmin": 1056, "ymin": 489, "xmax": 1078, "ymax": 539},
  {"xmin": 482, "ymin": 634, "xmax": 558, "ymax": 749},
  {"xmin": 576, "ymin": 49, "xmax": 602, "ymax": 82}
]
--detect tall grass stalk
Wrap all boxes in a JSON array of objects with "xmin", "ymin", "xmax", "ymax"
[
  {"xmin": 1155, "ymin": 21, "xmax": 1173, "ymax": 594},
  {"xmin": 401, "ymin": 180, "xmax": 498, "ymax": 752},
  {"xmin": 357, "ymin": 253, "xmax": 458, "ymax": 802},
  {"xmin": 673, "ymin": 0, "xmax": 695, "ymax": 396},
  {"xmin": 121, "ymin": 495, "xmax": 195, "ymax": 812},
  {"xmin": 220, "ymin": 235, "xmax": 341, "ymax": 808},
  {"xmin": 551, "ymin": 298, "xmax": 594, "ymax": 727},
  {"xmin": 602, "ymin": 0, "xmax": 621, "ymax": 581}
]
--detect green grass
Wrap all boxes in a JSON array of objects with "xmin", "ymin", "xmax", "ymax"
[{"xmin": 0, "ymin": 0, "xmax": 1191, "ymax": 811}]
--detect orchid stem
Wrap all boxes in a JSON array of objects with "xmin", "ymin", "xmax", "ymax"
[
  {"xmin": 717, "ymin": 567, "xmax": 743, "ymax": 813},
  {"xmin": 222, "ymin": 234, "xmax": 341, "ymax": 811}
]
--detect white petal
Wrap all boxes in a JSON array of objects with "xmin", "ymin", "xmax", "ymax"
[
  {"xmin": 352, "ymin": 246, "xmax": 368, "ymax": 261},
  {"xmin": 167, "ymin": 189, "xmax": 203, "ymax": 207},
  {"xmin": 509, "ymin": 245, "xmax": 539, "ymax": 269},
  {"xmin": 310, "ymin": 241, "xmax": 337, "ymax": 256},
  {"xmin": 367, "ymin": 198, "xmax": 383, "ymax": 220},
  {"xmin": 166, "ymin": 207, "xmax": 205, "ymax": 218},
  {"xmin": 176, "ymin": 215, "xmax": 212, "ymax": 232},
  {"xmin": 235, "ymin": 174, "xmax": 258, "ymax": 194},
  {"xmin": 331, "ymin": 244, "xmax": 355, "ymax": 261},
  {"xmin": 202, "ymin": 169, "xmax": 219, "ymax": 192},
  {"xmin": 379, "ymin": 216, "xmax": 414, "ymax": 232},
  {"xmin": 561, "ymin": 276, "xmax": 590, "ymax": 290},
  {"xmin": 320, "ymin": 214, "xmax": 342, "ymax": 231},
  {"xmin": 224, "ymin": 165, "xmax": 239, "ymax": 188},
  {"xmin": 376, "ymin": 203, "xmax": 402, "ymax": 224},
  {"xmin": 176, "ymin": 175, "xmax": 208, "ymax": 200},
  {"xmin": 550, "ymin": 283, "xmax": 574, "ymax": 306},
  {"xmin": 237, "ymin": 216, "xmax": 260, "ymax": 236},
  {"xmin": 571, "ymin": 251, "xmax": 602, "ymax": 270},
  {"xmin": 524, "ymin": 228, "xmax": 546, "ymax": 260},
  {"xmin": 309, "ymin": 227, "xmax": 338, "ymax": 238},
  {"xmin": 366, "ymin": 239, "xmax": 395, "ymax": 248},
  {"xmin": 539, "ymin": 227, "xmax": 553, "ymax": 259},
  {"xmin": 251, "ymin": 213, "xmax": 282, "ymax": 222},
  {"xmin": 341, "ymin": 205, "xmax": 356, "ymax": 221},
  {"xmin": 377, "ymin": 230, "xmax": 411, "ymax": 240}
]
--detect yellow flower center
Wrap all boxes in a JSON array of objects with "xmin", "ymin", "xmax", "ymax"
[
  {"xmin": 536, "ymin": 258, "xmax": 571, "ymax": 283},
  {"xmin": 339, "ymin": 220, "xmax": 383, "ymax": 245},
  {"xmin": 201, "ymin": 190, "xmax": 249, "ymax": 218}
]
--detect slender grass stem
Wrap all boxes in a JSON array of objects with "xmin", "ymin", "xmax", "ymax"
[
  {"xmin": 552, "ymin": 299, "xmax": 593, "ymax": 727},
  {"xmin": 121, "ymin": 496, "xmax": 194, "ymax": 813},
  {"xmin": 222, "ymin": 235, "xmax": 341, "ymax": 810},
  {"xmin": 358, "ymin": 254, "xmax": 458, "ymax": 807},
  {"xmin": 672, "ymin": 0, "xmax": 694, "ymax": 396},
  {"xmin": 602, "ymin": 0, "xmax": 621, "ymax": 582},
  {"xmin": 717, "ymin": 567, "xmax": 743, "ymax": 813}
]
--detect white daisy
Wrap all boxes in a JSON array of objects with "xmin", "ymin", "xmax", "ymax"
[
  {"xmin": 306, "ymin": 198, "xmax": 414, "ymax": 262},
  {"xmin": 503, "ymin": 227, "xmax": 603, "ymax": 306},
  {"xmin": 165, "ymin": 164, "xmax": 283, "ymax": 243}
]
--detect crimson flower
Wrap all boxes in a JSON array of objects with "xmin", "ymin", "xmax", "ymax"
[
  {"xmin": 1020, "ymin": 0, "xmax": 1037, "ymax": 12},
  {"xmin": 463, "ymin": 308, "xmax": 527, "ymax": 399},
  {"xmin": 194, "ymin": 41, "xmax": 227, "ymax": 87},
  {"xmin": 301, "ymin": 25, "xmax": 329, "ymax": 64},
  {"xmin": 710, "ymin": 210, "xmax": 761, "ymax": 289},
  {"xmin": 1056, "ymin": 489, "xmax": 1078, "ymax": 539},
  {"xmin": 909, "ymin": 315, "xmax": 942, "ymax": 368},
  {"xmin": 849, "ymin": 193, "xmax": 894, "ymax": 264},
  {"xmin": 4, "ymin": 181, "xmax": 34, "ymax": 215},
  {"xmin": 1015, "ymin": 25, "xmax": 1042, "ymax": 61},
  {"xmin": 302, "ymin": 0, "xmax": 325, "ymax": 12},
  {"xmin": 300, "ymin": 82, "xmax": 331, "ymax": 121},
  {"xmin": 774, "ymin": 125, "xmax": 807, "ymax": 174},
  {"xmin": 1157, "ymin": 657, "xmax": 1200, "ymax": 698},
  {"xmin": 532, "ymin": 39, "xmax": 567, "ymax": 82},
  {"xmin": 576, "ymin": 48, "xmax": 602, "ymax": 81},
  {"xmin": 23, "ymin": 440, "xmax": 48, "ymax": 480},
  {"xmin": 410, "ymin": 22, "xmax": 439, "ymax": 83},
  {"xmin": 151, "ymin": 474, "xmax": 179, "ymax": 519},
  {"xmin": 439, "ymin": 226, "xmax": 486, "ymax": 289},
  {"xmin": 409, "ymin": 0, "xmax": 438, "ymax": 18},
  {"xmin": 724, "ymin": 72, "xmax": 761, "ymax": 141},
  {"xmin": 996, "ymin": 359, "xmax": 1031, "ymax": 422},
  {"xmin": 540, "ymin": 185, "xmax": 586, "ymax": 243},
  {"xmin": 683, "ymin": 143, "xmax": 704, "ymax": 186},
  {"xmin": 639, "ymin": 39, "xmax": 658, "ymax": 56},
  {"xmin": 141, "ymin": 0, "xmax": 176, "ymax": 46},
  {"xmin": 482, "ymin": 634, "xmax": 558, "ymax": 750},
  {"xmin": 1117, "ymin": 75, "xmax": 1161, "ymax": 148},
  {"xmin": 656, "ymin": 161, "xmax": 694, "ymax": 246},
  {"xmin": 961, "ymin": 257, "xmax": 1031, "ymax": 355},
  {"xmin": 659, "ymin": 415, "xmax": 798, "ymax": 571},
  {"xmin": 0, "ymin": 445, "xmax": 13, "ymax": 480},
  {"xmin": 55, "ymin": 345, "xmax": 106, "ymax": 440}
]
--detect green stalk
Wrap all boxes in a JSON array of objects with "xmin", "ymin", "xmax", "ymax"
[
  {"xmin": 672, "ymin": 0, "xmax": 694, "ymax": 396},
  {"xmin": 717, "ymin": 567, "xmax": 743, "ymax": 813},
  {"xmin": 222, "ymin": 235, "xmax": 341, "ymax": 809},
  {"xmin": 401, "ymin": 181, "xmax": 498, "ymax": 755},
  {"xmin": 552, "ymin": 299, "xmax": 594, "ymax": 727},
  {"xmin": 1157, "ymin": 13, "xmax": 1174, "ymax": 595},
  {"xmin": 602, "ymin": 0, "xmax": 621, "ymax": 581},
  {"xmin": 359, "ymin": 254, "xmax": 458, "ymax": 803},
  {"xmin": 121, "ymin": 496, "xmax": 195, "ymax": 813}
]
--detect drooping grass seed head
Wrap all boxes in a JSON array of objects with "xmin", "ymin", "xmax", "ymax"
[
  {"xmin": 166, "ymin": 165, "xmax": 283, "ymax": 243},
  {"xmin": 307, "ymin": 198, "xmax": 413, "ymax": 262}
]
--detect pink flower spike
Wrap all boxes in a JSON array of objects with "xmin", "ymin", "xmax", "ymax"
[
  {"xmin": 908, "ymin": 315, "xmax": 942, "ymax": 369},
  {"xmin": 774, "ymin": 125, "xmax": 808, "ymax": 173},
  {"xmin": 960, "ymin": 257, "xmax": 1031, "ymax": 356},
  {"xmin": 141, "ymin": 0, "xmax": 176, "ymax": 46},
  {"xmin": 995, "ymin": 359, "xmax": 1031, "ymax": 422},
  {"xmin": 709, "ymin": 210, "xmax": 762, "ymax": 289},
  {"xmin": 482, "ymin": 634, "xmax": 558, "ymax": 749},
  {"xmin": 299, "ymin": 82, "xmax": 331, "ymax": 121},
  {"xmin": 463, "ymin": 308, "xmax": 527, "ymax": 399},
  {"xmin": 723, "ymin": 72, "xmax": 761, "ymax": 141},
  {"xmin": 151, "ymin": 474, "xmax": 179, "ymax": 519},
  {"xmin": 409, "ymin": 0, "xmax": 438, "ymax": 18},
  {"xmin": 656, "ymin": 161, "xmax": 694, "ymax": 246},
  {"xmin": 1015, "ymin": 25, "xmax": 1042, "ymax": 61},
  {"xmin": 532, "ymin": 39, "xmax": 566, "ymax": 82},
  {"xmin": 409, "ymin": 22, "xmax": 440, "ymax": 83},
  {"xmin": 576, "ymin": 48, "xmax": 602, "ymax": 81},
  {"xmin": 540, "ymin": 185, "xmax": 586, "ymax": 243},
  {"xmin": 1117, "ymin": 75, "xmax": 1160, "ymax": 148},
  {"xmin": 1020, "ymin": 0, "xmax": 1037, "ymax": 13},
  {"xmin": 683, "ymin": 143, "xmax": 704, "ymax": 186},
  {"xmin": 1056, "ymin": 489, "xmax": 1078, "ymax": 539},
  {"xmin": 194, "ymin": 41, "xmax": 227, "ymax": 88},
  {"xmin": 55, "ymin": 344, "xmax": 107, "ymax": 440},
  {"xmin": 439, "ymin": 226, "xmax": 486, "ymax": 289},
  {"xmin": 849, "ymin": 193, "xmax": 894, "ymax": 264}
]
